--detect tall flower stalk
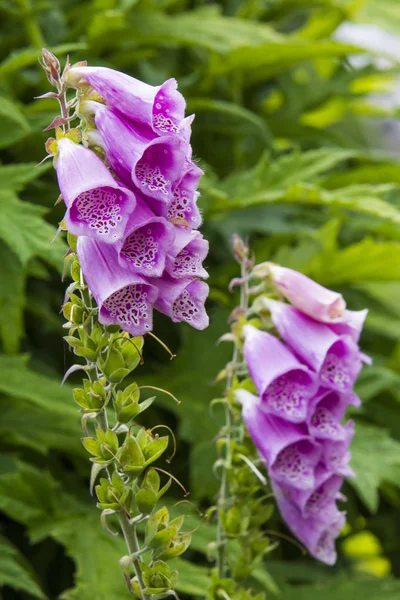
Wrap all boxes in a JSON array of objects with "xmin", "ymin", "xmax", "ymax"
[
  {"xmin": 211, "ymin": 235, "xmax": 369, "ymax": 597},
  {"xmin": 39, "ymin": 50, "xmax": 208, "ymax": 599}
]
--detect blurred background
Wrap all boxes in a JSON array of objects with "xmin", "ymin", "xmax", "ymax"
[{"xmin": 2, "ymin": 0, "xmax": 400, "ymax": 598}]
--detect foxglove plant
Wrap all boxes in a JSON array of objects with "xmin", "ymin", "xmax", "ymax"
[
  {"xmin": 212, "ymin": 237, "xmax": 368, "ymax": 597},
  {"xmin": 39, "ymin": 49, "xmax": 209, "ymax": 599}
]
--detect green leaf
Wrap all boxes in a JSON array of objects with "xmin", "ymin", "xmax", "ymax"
[
  {"xmin": 0, "ymin": 96, "xmax": 30, "ymax": 149},
  {"xmin": 0, "ymin": 190, "xmax": 66, "ymax": 268},
  {"xmin": 0, "ymin": 162, "xmax": 50, "ymax": 192},
  {"xmin": 350, "ymin": 423, "xmax": 400, "ymax": 512},
  {"xmin": 0, "ymin": 355, "xmax": 76, "ymax": 417},
  {"xmin": 0, "ymin": 242, "xmax": 25, "ymax": 353},
  {"xmin": 280, "ymin": 576, "xmax": 400, "ymax": 599},
  {"xmin": 0, "ymin": 535, "xmax": 46, "ymax": 599}
]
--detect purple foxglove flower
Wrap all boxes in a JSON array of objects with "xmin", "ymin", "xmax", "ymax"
[
  {"xmin": 237, "ymin": 390, "xmax": 321, "ymax": 490},
  {"xmin": 328, "ymin": 308, "xmax": 368, "ymax": 343},
  {"xmin": 86, "ymin": 103, "xmax": 187, "ymax": 210},
  {"xmin": 165, "ymin": 226, "xmax": 209, "ymax": 279},
  {"xmin": 149, "ymin": 274, "xmax": 209, "ymax": 330},
  {"xmin": 267, "ymin": 263, "xmax": 346, "ymax": 323},
  {"xmin": 322, "ymin": 421, "xmax": 355, "ymax": 477},
  {"xmin": 308, "ymin": 389, "xmax": 358, "ymax": 442},
  {"xmin": 272, "ymin": 479, "xmax": 345, "ymax": 565},
  {"xmin": 243, "ymin": 325, "xmax": 317, "ymax": 423},
  {"xmin": 56, "ymin": 137, "xmax": 135, "ymax": 242},
  {"xmin": 77, "ymin": 237, "xmax": 158, "ymax": 336},
  {"xmin": 168, "ymin": 161, "xmax": 203, "ymax": 228},
  {"xmin": 278, "ymin": 465, "xmax": 344, "ymax": 521},
  {"xmin": 115, "ymin": 196, "xmax": 174, "ymax": 276},
  {"xmin": 69, "ymin": 66, "xmax": 186, "ymax": 135},
  {"xmin": 264, "ymin": 299, "xmax": 363, "ymax": 393}
]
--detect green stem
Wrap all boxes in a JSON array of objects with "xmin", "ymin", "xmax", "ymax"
[
  {"xmin": 96, "ymin": 407, "xmax": 149, "ymax": 599},
  {"xmin": 118, "ymin": 512, "xmax": 149, "ymax": 600},
  {"xmin": 216, "ymin": 258, "xmax": 249, "ymax": 579}
]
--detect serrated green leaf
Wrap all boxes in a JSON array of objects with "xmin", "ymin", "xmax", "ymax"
[
  {"xmin": 0, "ymin": 535, "xmax": 47, "ymax": 599},
  {"xmin": 350, "ymin": 423, "xmax": 400, "ymax": 512},
  {"xmin": 0, "ymin": 96, "xmax": 30, "ymax": 149},
  {"xmin": 0, "ymin": 190, "xmax": 66, "ymax": 268}
]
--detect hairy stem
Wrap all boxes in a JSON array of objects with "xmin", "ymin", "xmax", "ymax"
[
  {"xmin": 216, "ymin": 258, "xmax": 249, "ymax": 579},
  {"xmin": 118, "ymin": 512, "xmax": 149, "ymax": 600},
  {"xmin": 96, "ymin": 408, "xmax": 149, "ymax": 599}
]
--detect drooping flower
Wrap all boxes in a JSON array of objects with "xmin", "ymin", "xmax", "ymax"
[
  {"xmin": 84, "ymin": 102, "xmax": 188, "ymax": 212},
  {"xmin": 238, "ymin": 390, "xmax": 321, "ymax": 490},
  {"xmin": 56, "ymin": 137, "xmax": 135, "ymax": 242},
  {"xmin": 68, "ymin": 66, "xmax": 186, "ymax": 136},
  {"xmin": 307, "ymin": 389, "xmax": 359, "ymax": 442},
  {"xmin": 243, "ymin": 325, "xmax": 317, "ymax": 423},
  {"xmin": 77, "ymin": 236, "xmax": 158, "ymax": 336},
  {"xmin": 150, "ymin": 274, "xmax": 209, "ymax": 330},
  {"xmin": 321, "ymin": 422, "xmax": 355, "ymax": 477},
  {"xmin": 168, "ymin": 160, "xmax": 203, "ymax": 229},
  {"xmin": 115, "ymin": 195, "xmax": 174, "ymax": 276},
  {"xmin": 264, "ymin": 299, "xmax": 363, "ymax": 393},
  {"xmin": 263, "ymin": 263, "xmax": 346, "ymax": 323},
  {"xmin": 165, "ymin": 226, "xmax": 209, "ymax": 279},
  {"xmin": 272, "ymin": 479, "xmax": 346, "ymax": 565}
]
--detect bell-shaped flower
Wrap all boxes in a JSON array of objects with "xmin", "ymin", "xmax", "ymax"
[
  {"xmin": 272, "ymin": 479, "xmax": 345, "ymax": 565},
  {"xmin": 237, "ymin": 390, "xmax": 321, "ymax": 490},
  {"xmin": 321, "ymin": 421, "xmax": 355, "ymax": 477},
  {"xmin": 115, "ymin": 196, "xmax": 174, "ymax": 276},
  {"xmin": 77, "ymin": 237, "xmax": 158, "ymax": 336},
  {"xmin": 149, "ymin": 274, "xmax": 209, "ymax": 330},
  {"xmin": 328, "ymin": 308, "xmax": 368, "ymax": 343},
  {"xmin": 168, "ymin": 161, "xmax": 203, "ymax": 228},
  {"xmin": 68, "ymin": 66, "xmax": 186, "ymax": 136},
  {"xmin": 56, "ymin": 137, "xmax": 135, "ymax": 242},
  {"xmin": 277, "ymin": 465, "xmax": 344, "ymax": 521},
  {"xmin": 264, "ymin": 299, "xmax": 363, "ymax": 393},
  {"xmin": 243, "ymin": 325, "xmax": 317, "ymax": 423},
  {"xmin": 165, "ymin": 226, "xmax": 209, "ymax": 279},
  {"xmin": 266, "ymin": 263, "xmax": 346, "ymax": 323},
  {"xmin": 308, "ymin": 388, "xmax": 359, "ymax": 442},
  {"xmin": 85, "ymin": 103, "xmax": 187, "ymax": 209}
]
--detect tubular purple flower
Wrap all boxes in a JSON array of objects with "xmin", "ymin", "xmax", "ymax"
[
  {"xmin": 149, "ymin": 274, "xmax": 209, "ymax": 330},
  {"xmin": 308, "ymin": 389, "xmax": 357, "ymax": 441},
  {"xmin": 266, "ymin": 263, "xmax": 346, "ymax": 323},
  {"xmin": 264, "ymin": 299, "xmax": 363, "ymax": 393},
  {"xmin": 68, "ymin": 66, "xmax": 186, "ymax": 135},
  {"xmin": 243, "ymin": 325, "xmax": 317, "ymax": 423},
  {"xmin": 77, "ymin": 237, "xmax": 158, "ymax": 336},
  {"xmin": 278, "ymin": 465, "xmax": 343, "ymax": 521},
  {"xmin": 237, "ymin": 390, "xmax": 321, "ymax": 490},
  {"xmin": 328, "ymin": 308, "xmax": 368, "ymax": 343},
  {"xmin": 168, "ymin": 161, "xmax": 203, "ymax": 228},
  {"xmin": 56, "ymin": 137, "xmax": 135, "ymax": 242},
  {"xmin": 85, "ymin": 103, "xmax": 187, "ymax": 209},
  {"xmin": 165, "ymin": 226, "xmax": 209, "ymax": 279},
  {"xmin": 272, "ymin": 479, "xmax": 345, "ymax": 565},
  {"xmin": 322, "ymin": 421, "xmax": 355, "ymax": 477},
  {"xmin": 115, "ymin": 196, "xmax": 174, "ymax": 276}
]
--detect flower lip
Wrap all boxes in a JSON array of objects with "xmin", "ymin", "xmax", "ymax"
[
  {"xmin": 77, "ymin": 236, "xmax": 158, "ymax": 336},
  {"xmin": 165, "ymin": 227, "xmax": 209, "ymax": 279},
  {"xmin": 115, "ymin": 197, "xmax": 175, "ymax": 277}
]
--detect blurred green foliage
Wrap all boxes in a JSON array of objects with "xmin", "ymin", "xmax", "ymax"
[{"xmin": 2, "ymin": 0, "xmax": 400, "ymax": 598}]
